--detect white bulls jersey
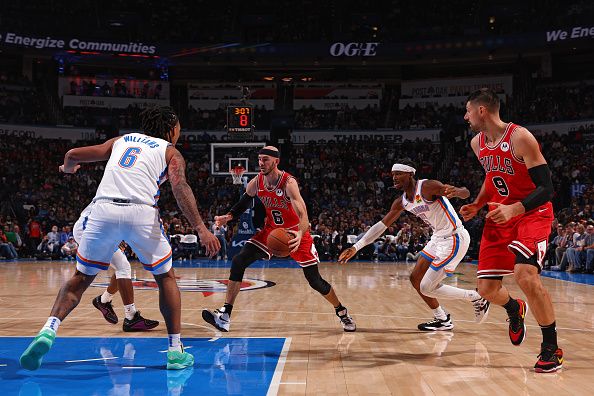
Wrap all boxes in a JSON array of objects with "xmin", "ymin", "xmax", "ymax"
[
  {"xmin": 93, "ymin": 133, "xmax": 170, "ymax": 206},
  {"xmin": 401, "ymin": 179, "xmax": 463, "ymax": 237}
]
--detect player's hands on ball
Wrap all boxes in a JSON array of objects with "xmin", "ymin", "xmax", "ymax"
[
  {"xmin": 197, "ymin": 228, "xmax": 221, "ymax": 257},
  {"xmin": 338, "ymin": 247, "xmax": 356, "ymax": 264},
  {"xmin": 59, "ymin": 164, "xmax": 81, "ymax": 174},
  {"xmin": 286, "ymin": 230, "xmax": 303, "ymax": 253},
  {"xmin": 459, "ymin": 203, "xmax": 480, "ymax": 221},
  {"xmin": 485, "ymin": 202, "xmax": 523, "ymax": 224}
]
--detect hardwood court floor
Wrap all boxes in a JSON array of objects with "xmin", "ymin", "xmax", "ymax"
[{"xmin": 1, "ymin": 259, "xmax": 593, "ymax": 395}]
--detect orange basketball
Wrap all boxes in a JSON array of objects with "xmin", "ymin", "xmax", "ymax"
[{"xmin": 267, "ymin": 228, "xmax": 292, "ymax": 257}]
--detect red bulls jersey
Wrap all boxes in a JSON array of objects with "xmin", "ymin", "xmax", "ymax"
[
  {"xmin": 478, "ymin": 122, "xmax": 543, "ymax": 206},
  {"xmin": 256, "ymin": 171, "xmax": 300, "ymax": 230}
]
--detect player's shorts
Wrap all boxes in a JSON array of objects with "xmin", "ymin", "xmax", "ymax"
[
  {"xmin": 247, "ymin": 225, "xmax": 319, "ymax": 267},
  {"xmin": 419, "ymin": 227, "xmax": 470, "ymax": 275},
  {"xmin": 478, "ymin": 202, "xmax": 553, "ymax": 278},
  {"xmin": 76, "ymin": 200, "xmax": 172, "ymax": 276},
  {"xmin": 73, "ymin": 202, "xmax": 132, "ymax": 279}
]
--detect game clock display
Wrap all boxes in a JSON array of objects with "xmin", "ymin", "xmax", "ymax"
[{"xmin": 227, "ymin": 106, "xmax": 253, "ymax": 133}]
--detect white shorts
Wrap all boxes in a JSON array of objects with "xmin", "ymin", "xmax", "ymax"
[
  {"xmin": 419, "ymin": 228, "xmax": 470, "ymax": 275},
  {"xmin": 76, "ymin": 201, "xmax": 172, "ymax": 276}
]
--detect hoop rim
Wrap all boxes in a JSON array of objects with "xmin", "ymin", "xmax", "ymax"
[{"xmin": 230, "ymin": 165, "xmax": 246, "ymax": 184}]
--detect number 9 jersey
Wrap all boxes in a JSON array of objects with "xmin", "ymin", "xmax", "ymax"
[
  {"xmin": 477, "ymin": 122, "xmax": 553, "ymax": 277},
  {"xmin": 478, "ymin": 122, "xmax": 545, "ymax": 205}
]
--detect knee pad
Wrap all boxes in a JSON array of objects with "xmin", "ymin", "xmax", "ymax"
[
  {"xmin": 111, "ymin": 249, "xmax": 132, "ymax": 279},
  {"xmin": 303, "ymin": 265, "xmax": 331, "ymax": 295},
  {"xmin": 229, "ymin": 244, "xmax": 265, "ymax": 282}
]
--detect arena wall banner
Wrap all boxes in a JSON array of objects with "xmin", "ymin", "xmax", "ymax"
[
  {"xmin": 0, "ymin": 123, "xmax": 93, "ymax": 141},
  {"xmin": 401, "ymin": 75, "xmax": 513, "ymax": 98},
  {"xmin": 0, "ymin": 31, "xmax": 157, "ymax": 55},
  {"xmin": 62, "ymin": 95, "xmax": 170, "ymax": 109},
  {"xmin": 398, "ymin": 94, "xmax": 507, "ymax": 109}
]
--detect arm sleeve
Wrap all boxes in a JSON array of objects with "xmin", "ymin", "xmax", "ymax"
[
  {"xmin": 521, "ymin": 164, "xmax": 554, "ymax": 212},
  {"xmin": 353, "ymin": 221, "xmax": 388, "ymax": 252},
  {"xmin": 228, "ymin": 193, "xmax": 253, "ymax": 219}
]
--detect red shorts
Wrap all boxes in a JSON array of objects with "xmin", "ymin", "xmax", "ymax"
[
  {"xmin": 247, "ymin": 226, "xmax": 319, "ymax": 267},
  {"xmin": 478, "ymin": 202, "xmax": 553, "ymax": 278}
]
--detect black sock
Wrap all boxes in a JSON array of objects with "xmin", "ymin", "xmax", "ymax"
[
  {"xmin": 540, "ymin": 322, "xmax": 557, "ymax": 348},
  {"xmin": 502, "ymin": 297, "xmax": 520, "ymax": 316},
  {"xmin": 335, "ymin": 304, "xmax": 346, "ymax": 316},
  {"xmin": 222, "ymin": 303, "xmax": 233, "ymax": 316}
]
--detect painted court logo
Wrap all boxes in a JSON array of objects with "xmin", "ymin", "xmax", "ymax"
[{"xmin": 90, "ymin": 278, "xmax": 275, "ymax": 297}]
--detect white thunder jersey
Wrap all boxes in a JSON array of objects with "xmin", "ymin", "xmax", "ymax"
[
  {"xmin": 401, "ymin": 179, "xmax": 463, "ymax": 237},
  {"xmin": 94, "ymin": 133, "xmax": 170, "ymax": 206}
]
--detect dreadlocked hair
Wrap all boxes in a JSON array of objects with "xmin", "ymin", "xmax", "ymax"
[{"xmin": 140, "ymin": 106, "xmax": 178, "ymax": 141}]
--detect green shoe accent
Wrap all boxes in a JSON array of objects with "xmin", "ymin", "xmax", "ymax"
[
  {"xmin": 167, "ymin": 350, "xmax": 194, "ymax": 370},
  {"xmin": 20, "ymin": 329, "xmax": 56, "ymax": 371}
]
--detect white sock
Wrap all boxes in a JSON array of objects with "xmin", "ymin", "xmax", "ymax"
[
  {"xmin": 42, "ymin": 316, "xmax": 61, "ymax": 334},
  {"xmin": 432, "ymin": 306, "xmax": 448, "ymax": 320},
  {"xmin": 101, "ymin": 291, "xmax": 114, "ymax": 304},
  {"xmin": 124, "ymin": 303, "xmax": 137, "ymax": 320},
  {"xmin": 168, "ymin": 334, "xmax": 182, "ymax": 352}
]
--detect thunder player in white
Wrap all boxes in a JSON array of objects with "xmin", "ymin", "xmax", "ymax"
[
  {"xmin": 20, "ymin": 106, "xmax": 220, "ymax": 371},
  {"xmin": 339, "ymin": 162, "xmax": 490, "ymax": 331}
]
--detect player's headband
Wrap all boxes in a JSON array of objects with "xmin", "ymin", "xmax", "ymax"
[
  {"xmin": 259, "ymin": 149, "xmax": 279, "ymax": 158},
  {"xmin": 391, "ymin": 163, "xmax": 416, "ymax": 174}
]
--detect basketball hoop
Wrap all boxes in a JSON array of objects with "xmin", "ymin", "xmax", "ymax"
[{"xmin": 231, "ymin": 165, "xmax": 245, "ymax": 185}]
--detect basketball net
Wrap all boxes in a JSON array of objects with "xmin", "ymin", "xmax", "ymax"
[{"xmin": 231, "ymin": 165, "xmax": 246, "ymax": 185}]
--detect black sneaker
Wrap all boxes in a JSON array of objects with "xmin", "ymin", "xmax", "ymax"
[
  {"xmin": 92, "ymin": 295, "xmax": 118, "ymax": 324},
  {"xmin": 534, "ymin": 343, "xmax": 563, "ymax": 373},
  {"xmin": 123, "ymin": 311, "xmax": 159, "ymax": 332},
  {"xmin": 508, "ymin": 299, "xmax": 528, "ymax": 346},
  {"xmin": 418, "ymin": 314, "xmax": 454, "ymax": 331}
]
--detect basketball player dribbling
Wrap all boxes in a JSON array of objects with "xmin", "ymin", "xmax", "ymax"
[
  {"xmin": 20, "ymin": 106, "xmax": 220, "ymax": 371},
  {"xmin": 202, "ymin": 146, "xmax": 356, "ymax": 332},
  {"xmin": 339, "ymin": 162, "xmax": 490, "ymax": 330},
  {"xmin": 460, "ymin": 88, "xmax": 563, "ymax": 372}
]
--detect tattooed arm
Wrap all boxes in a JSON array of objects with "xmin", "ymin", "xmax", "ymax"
[{"xmin": 166, "ymin": 146, "xmax": 220, "ymax": 256}]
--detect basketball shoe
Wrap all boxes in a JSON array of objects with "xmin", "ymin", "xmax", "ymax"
[
  {"xmin": 472, "ymin": 297, "xmax": 491, "ymax": 323},
  {"xmin": 534, "ymin": 343, "xmax": 563, "ymax": 373},
  {"xmin": 202, "ymin": 308, "xmax": 230, "ymax": 332},
  {"xmin": 508, "ymin": 299, "xmax": 528, "ymax": 346},
  {"xmin": 167, "ymin": 345, "xmax": 195, "ymax": 370},
  {"xmin": 123, "ymin": 311, "xmax": 159, "ymax": 332},
  {"xmin": 336, "ymin": 307, "xmax": 356, "ymax": 332},
  {"xmin": 418, "ymin": 314, "xmax": 453, "ymax": 331},
  {"xmin": 19, "ymin": 329, "xmax": 56, "ymax": 371},
  {"xmin": 92, "ymin": 295, "xmax": 118, "ymax": 324}
]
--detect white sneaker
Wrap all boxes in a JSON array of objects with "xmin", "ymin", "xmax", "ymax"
[
  {"xmin": 336, "ymin": 308, "xmax": 356, "ymax": 332},
  {"xmin": 201, "ymin": 308, "xmax": 230, "ymax": 332},
  {"xmin": 472, "ymin": 297, "xmax": 490, "ymax": 324},
  {"xmin": 418, "ymin": 314, "xmax": 454, "ymax": 331}
]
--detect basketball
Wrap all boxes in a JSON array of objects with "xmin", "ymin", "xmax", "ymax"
[{"xmin": 267, "ymin": 228, "xmax": 292, "ymax": 257}]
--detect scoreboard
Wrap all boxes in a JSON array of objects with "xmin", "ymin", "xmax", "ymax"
[{"xmin": 227, "ymin": 106, "xmax": 253, "ymax": 134}]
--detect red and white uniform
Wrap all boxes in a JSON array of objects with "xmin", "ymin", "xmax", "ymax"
[
  {"xmin": 247, "ymin": 171, "xmax": 319, "ymax": 267},
  {"xmin": 477, "ymin": 122, "xmax": 553, "ymax": 278}
]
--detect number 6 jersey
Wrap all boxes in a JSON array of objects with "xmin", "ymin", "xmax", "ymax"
[
  {"xmin": 256, "ymin": 171, "xmax": 300, "ymax": 231},
  {"xmin": 93, "ymin": 133, "xmax": 170, "ymax": 206}
]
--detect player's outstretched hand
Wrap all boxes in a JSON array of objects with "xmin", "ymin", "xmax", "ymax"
[
  {"xmin": 197, "ymin": 229, "xmax": 221, "ymax": 257},
  {"xmin": 286, "ymin": 230, "xmax": 303, "ymax": 253},
  {"xmin": 59, "ymin": 164, "xmax": 81, "ymax": 174},
  {"xmin": 460, "ymin": 203, "xmax": 480, "ymax": 221},
  {"xmin": 338, "ymin": 247, "xmax": 356, "ymax": 264},
  {"xmin": 214, "ymin": 214, "xmax": 233, "ymax": 226}
]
